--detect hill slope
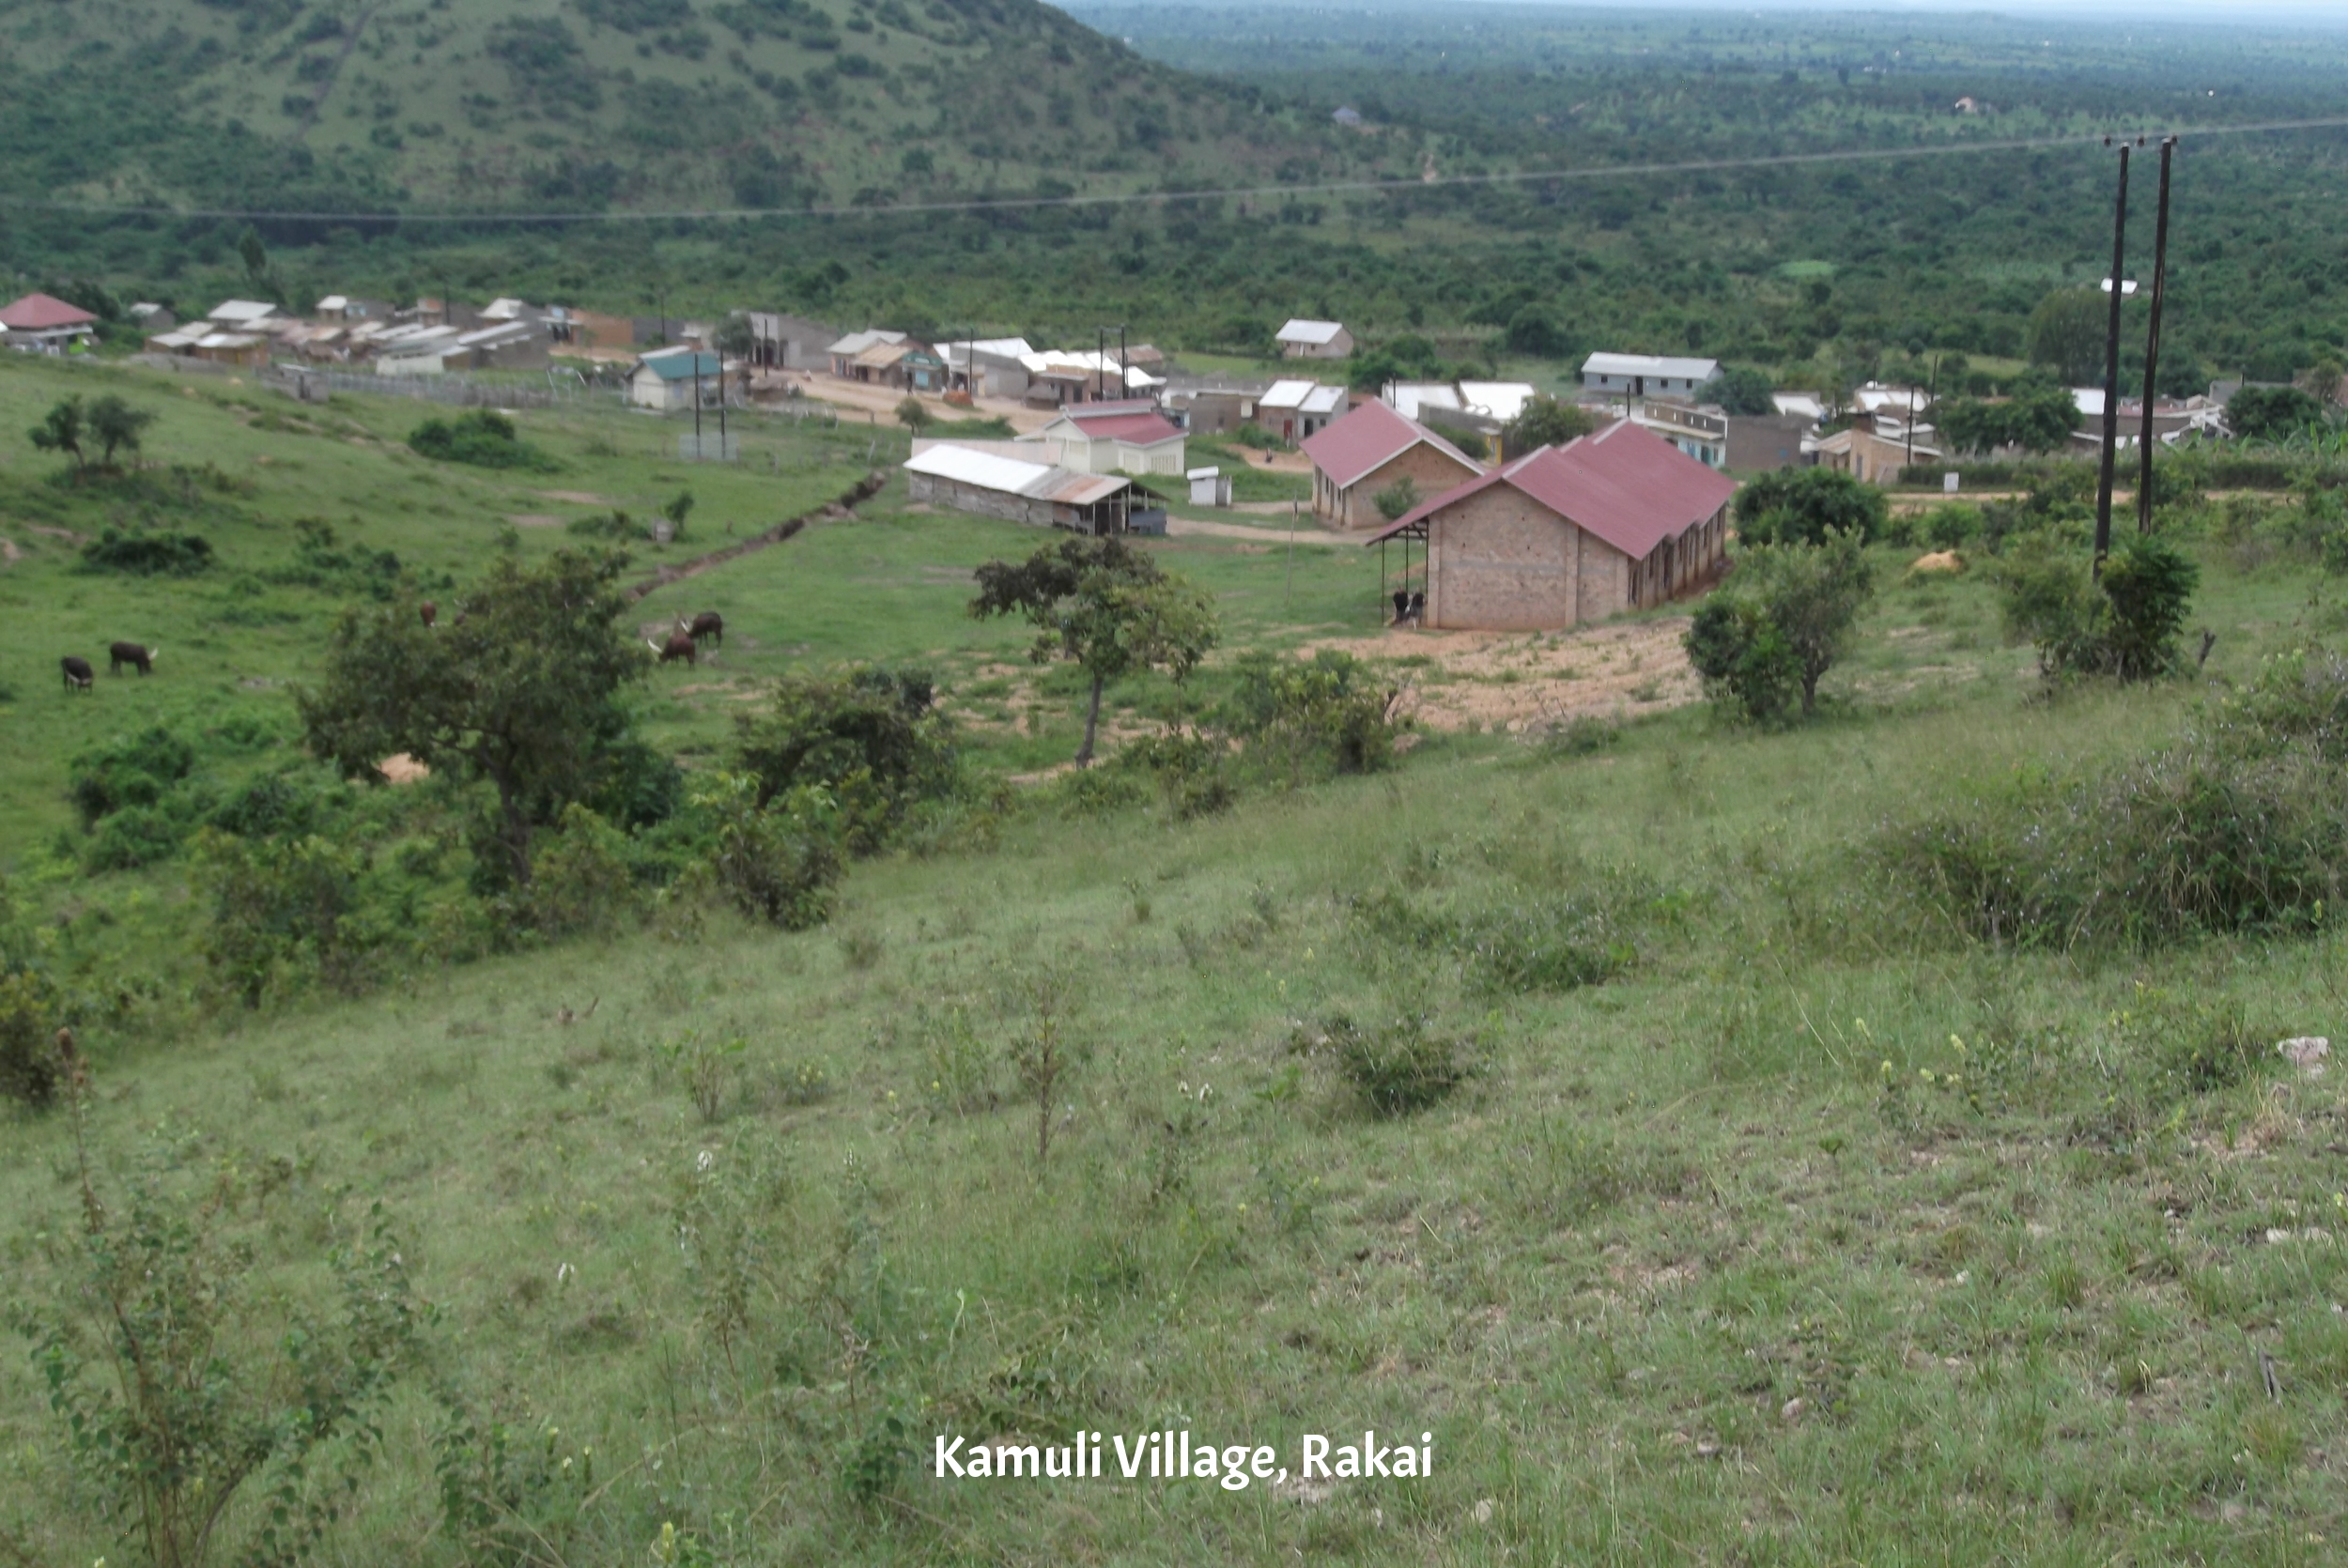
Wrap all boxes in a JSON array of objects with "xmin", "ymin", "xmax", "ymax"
[{"xmin": 0, "ymin": 0, "xmax": 1353, "ymax": 217}]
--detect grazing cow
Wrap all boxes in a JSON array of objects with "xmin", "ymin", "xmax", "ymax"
[
  {"xmin": 1390, "ymin": 590, "xmax": 1411, "ymax": 625},
  {"xmin": 421, "ymin": 601, "xmax": 438, "ymax": 628},
  {"xmin": 651, "ymin": 631, "xmax": 698, "ymax": 667},
  {"xmin": 61, "ymin": 655, "xmax": 93, "ymax": 692},
  {"xmin": 687, "ymin": 610, "xmax": 724, "ymax": 648},
  {"xmin": 109, "ymin": 641, "xmax": 156, "ymax": 677},
  {"xmin": 1405, "ymin": 591, "xmax": 1425, "ymax": 627}
]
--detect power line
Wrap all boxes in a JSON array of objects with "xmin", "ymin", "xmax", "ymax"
[{"xmin": 5, "ymin": 113, "xmax": 2346, "ymax": 226}]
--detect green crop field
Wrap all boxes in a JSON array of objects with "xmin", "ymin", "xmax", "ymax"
[{"xmin": 4, "ymin": 344, "xmax": 2348, "ymax": 1563}]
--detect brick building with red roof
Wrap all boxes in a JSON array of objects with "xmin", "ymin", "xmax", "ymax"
[
  {"xmin": 1300, "ymin": 398, "xmax": 1485, "ymax": 530},
  {"xmin": 0, "ymin": 292, "xmax": 99, "ymax": 353},
  {"xmin": 1365, "ymin": 420, "xmax": 1736, "ymax": 630}
]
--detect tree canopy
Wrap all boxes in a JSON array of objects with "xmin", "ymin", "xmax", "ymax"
[
  {"xmin": 1687, "ymin": 531, "xmax": 1876, "ymax": 719},
  {"xmin": 968, "ymin": 536, "xmax": 1218, "ymax": 766},
  {"xmin": 2228, "ymin": 384, "xmax": 2329, "ymax": 442},
  {"xmin": 1501, "ymin": 394, "xmax": 1597, "ymax": 453},
  {"xmin": 299, "ymin": 549, "xmax": 650, "ymax": 885},
  {"xmin": 1734, "ymin": 466, "xmax": 1887, "ymax": 546},
  {"xmin": 1710, "ymin": 365, "xmax": 1778, "ymax": 417},
  {"xmin": 1936, "ymin": 372, "xmax": 2080, "ymax": 454},
  {"xmin": 2025, "ymin": 288, "xmax": 2109, "ymax": 385}
]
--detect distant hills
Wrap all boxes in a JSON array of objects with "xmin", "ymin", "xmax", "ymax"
[{"xmin": 0, "ymin": 0, "xmax": 1359, "ymax": 219}]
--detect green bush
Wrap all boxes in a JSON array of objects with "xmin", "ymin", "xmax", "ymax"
[
  {"xmin": 731, "ymin": 666, "xmax": 956, "ymax": 854},
  {"xmin": 528, "ymin": 804, "xmax": 641, "ymax": 938},
  {"xmin": 1304, "ymin": 1010, "xmax": 1475, "ymax": 1116},
  {"xmin": 1115, "ymin": 726, "xmax": 1235, "ymax": 820},
  {"xmin": 1220, "ymin": 648, "xmax": 1397, "ymax": 780},
  {"xmin": 68, "ymin": 727, "xmax": 194, "ymax": 827},
  {"xmin": 0, "ymin": 971, "xmax": 64, "ymax": 1108},
  {"xmin": 84, "ymin": 805, "xmax": 189, "ymax": 872},
  {"xmin": 193, "ymin": 828, "xmax": 374, "ymax": 1007},
  {"xmin": 1993, "ymin": 531, "xmax": 2198, "ymax": 680},
  {"xmin": 690, "ymin": 774, "xmax": 841, "ymax": 930},
  {"xmin": 409, "ymin": 409, "xmax": 555, "ymax": 469},
  {"xmin": 78, "ymin": 528, "xmax": 215, "ymax": 576},
  {"xmin": 1734, "ymin": 467, "xmax": 1887, "ymax": 546},
  {"xmin": 1687, "ymin": 532, "xmax": 1875, "ymax": 719}
]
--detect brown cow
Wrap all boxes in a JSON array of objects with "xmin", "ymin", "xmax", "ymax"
[
  {"xmin": 61, "ymin": 655, "xmax": 93, "ymax": 692},
  {"xmin": 420, "ymin": 601, "xmax": 438, "ymax": 628},
  {"xmin": 651, "ymin": 632, "xmax": 697, "ymax": 667},
  {"xmin": 687, "ymin": 610, "xmax": 724, "ymax": 647},
  {"xmin": 109, "ymin": 641, "xmax": 156, "ymax": 676}
]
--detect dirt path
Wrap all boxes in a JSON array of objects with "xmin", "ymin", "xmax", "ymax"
[
  {"xmin": 1310, "ymin": 618, "xmax": 1702, "ymax": 732},
  {"xmin": 622, "ymin": 469, "xmax": 887, "ymax": 604},
  {"xmin": 1166, "ymin": 516, "xmax": 1347, "ymax": 547}
]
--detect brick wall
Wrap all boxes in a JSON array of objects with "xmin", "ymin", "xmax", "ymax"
[
  {"xmin": 1327, "ymin": 440, "xmax": 1482, "ymax": 528},
  {"xmin": 1423, "ymin": 486, "xmax": 1633, "ymax": 630}
]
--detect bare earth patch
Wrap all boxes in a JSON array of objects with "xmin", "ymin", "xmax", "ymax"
[
  {"xmin": 508, "ymin": 514, "xmax": 565, "ymax": 529},
  {"xmin": 378, "ymin": 753, "xmax": 430, "ymax": 784},
  {"xmin": 539, "ymin": 489, "xmax": 617, "ymax": 506},
  {"xmin": 1307, "ymin": 618, "xmax": 1701, "ymax": 732}
]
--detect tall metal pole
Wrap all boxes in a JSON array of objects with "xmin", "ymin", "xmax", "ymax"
[
  {"xmin": 717, "ymin": 354, "xmax": 728, "ymax": 456},
  {"xmin": 693, "ymin": 357, "xmax": 703, "ymax": 454},
  {"xmin": 2139, "ymin": 137, "xmax": 2176, "ymax": 537},
  {"xmin": 1095, "ymin": 327, "xmax": 1104, "ymax": 401},
  {"xmin": 2093, "ymin": 141, "xmax": 2131, "ymax": 578}
]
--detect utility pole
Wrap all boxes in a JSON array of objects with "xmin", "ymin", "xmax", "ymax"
[
  {"xmin": 2139, "ymin": 136, "xmax": 2177, "ymax": 537},
  {"xmin": 1095, "ymin": 327, "xmax": 1105, "ymax": 400},
  {"xmin": 2093, "ymin": 139, "xmax": 2131, "ymax": 579},
  {"xmin": 717, "ymin": 352, "xmax": 728, "ymax": 457},
  {"xmin": 692, "ymin": 354, "xmax": 703, "ymax": 456},
  {"xmin": 1119, "ymin": 323, "xmax": 1129, "ymax": 398}
]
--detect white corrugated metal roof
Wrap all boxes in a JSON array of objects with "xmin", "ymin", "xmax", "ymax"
[
  {"xmin": 1459, "ymin": 381, "xmax": 1537, "ymax": 421},
  {"xmin": 826, "ymin": 329, "xmax": 906, "ymax": 356},
  {"xmin": 1260, "ymin": 378, "xmax": 1323, "ymax": 409},
  {"xmin": 1385, "ymin": 383, "xmax": 1460, "ymax": 421},
  {"xmin": 1582, "ymin": 352, "xmax": 1719, "ymax": 381},
  {"xmin": 1276, "ymin": 318, "xmax": 1346, "ymax": 346},
  {"xmin": 905, "ymin": 442, "xmax": 1057, "ymax": 493},
  {"xmin": 208, "ymin": 300, "xmax": 278, "ymax": 324}
]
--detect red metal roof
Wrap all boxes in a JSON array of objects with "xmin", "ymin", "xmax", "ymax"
[
  {"xmin": 1366, "ymin": 420, "xmax": 1736, "ymax": 561},
  {"xmin": 1053, "ymin": 407, "xmax": 1182, "ymax": 445},
  {"xmin": 1, "ymin": 292, "xmax": 98, "ymax": 331},
  {"xmin": 1301, "ymin": 398, "xmax": 1481, "ymax": 490}
]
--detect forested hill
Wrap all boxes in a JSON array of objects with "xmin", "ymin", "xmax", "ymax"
[{"xmin": 0, "ymin": 0, "xmax": 1358, "ymax": 220}]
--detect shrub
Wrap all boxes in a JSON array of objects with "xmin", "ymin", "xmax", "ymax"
[
  {"xmin": 1371, "ymin": 474, "xmax": 1422, "ymax": 522},
  {"xmin": 12, "ymin": 1143, "xmax": 418, "ymax": 1568},
  {"xmin": 1220, "ymin": 649, "xmax": 1397, "ymax": 779},
  {"xmin": 209, "ymin": 768, "xmax": 334, "ymax": 838},
  {"xmin": 84, "ymin": 805, "xmax": 189, "ymax": 872},
  {"xmin": 691, "ymin": 773, "xmax": 840, "ymax": 929},
  {"xmin": 1994, "ymin": 531, "xmax": 2199, "ymax": 680},
  {"xmin": 1305, "ymin": 1010, "xmax": 1474, "ymax": 1116},
  {"xmin": 2228, "ymin": 384, "xmax": 2328, "ymax": 442},
  {"xmin": 895, "ymin": 396, "xmax": 933, "ymax": 430},
  {"xmin": 0, "ymin": 972, "xmax": 64, "ymax": 1108},
  {"xmin": 1687, "ymin": 532, "xmax": 1875, "ymax": 719},
  {"xmin": 1116, "ymin": 726, "xmax": 1235, "ymax": 819},
  {"xmin": 731, "ymin": 666, "xmax": 955, "ymax": 853},
  {"xmin": 1500, "ymin": 394, "xmax": 1596, "ymax": 452},
  {"xmin": 528, "ymin": 804, "xmax": 641, "ymax": 937},
  {"xmin": 69, "ymin": 727, "xmax": 194, "ymax": 827},
  {"xmin": 79, "ymin": 528, "xmax": 215, "ymax": 576},
  {"xmin": 1735, "ymin": 467, "xmax": 1888, "ymax": 546},
  {"xmin": 270, "ymin": 516, "xmax": 411, "ymax": 600},
  {"xmin": 193, "ymin": 828, "xmax": 373, "ymax": 1007},
  {"xmin": 409, "ymin": 409, "xmax": 554, "ymax": 469}
]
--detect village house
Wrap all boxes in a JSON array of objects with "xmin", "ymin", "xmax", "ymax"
[
  {"xmin": 144, "ymin": 326, "xmax": 267, "ymax": 366},
  {"xmin": 1276, "ymin": 318, "xmax": 1354, "ymax": 360},
  {"xmin": 1628, "ymin": 400, "xmax": 1814, "ymax": 472},
  {"xmin": 1812, "ymin": 410, "xmax": 1941, "ymax": 483},
  {"xmin": 127, "ymin": 301, "xmax": 175, "ymax": 332},
  {"xmin": 904, "ymin": 440, "xmax": 1137, "ymax": 534},
  {"xmin": 1160, "ymin": 374, "xmax": 1272, "ymax": 435},
  {"xmin": 826, "ymin": 331, "xmax": 945, "ymax": 392},
  {"xmin": 1020, "ymin": 349, "xmax": 1161, "ymax": 407},
  {"xmin": 1022, "ymin": 400, "xmax": 1187, "ymax": 475},
  {"xmin": 1302, "ymin": 398, "xmax": 1485, "ymax": 530},
  {"xmin": 0, "ymin": 293, "xmax": 99, "ymax": 353},
  {"xmin": 940, "ymin": 337, "xmax": 1036, "ymax": 399},
  {"xmin": 1580, "ymin": 352, "xmax": 1720, "ymax": 401},
  {"xmin": 628, "ymin": 348, "xmax": 727, "ymax": 410},
  {"xmin": 826, "ymin": 329, "xmax": 905, "ymax": 377},
  {"xmin": 1366, "ymin": 420, "xmax": 1735, "ymax": 630},
  {"xmin": 1258, "ymin": 379, "xmax": 1350, "ymax": 442},
  {"xmin": 745, "ymin": 312, "xmax": 840, "ymax": 371}
]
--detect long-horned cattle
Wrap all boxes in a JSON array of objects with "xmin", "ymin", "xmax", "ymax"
[
  {"xmin": 652, "ymin": 630, "xmax": 698, "ymax": 667},
  {"xmin": 420, "ymin": 601, "xmax": 438, "ymax": 628},
  {"xmin": 109, "ymin": 641, "xmax": 157, "ymax": 676},
  {"xmin": 687, "ymin": 610, "xmax": 724, "ymax": 648},
  {"xmin": 60, "ymin": 655, "xmax": 93, "ymax": 692}
]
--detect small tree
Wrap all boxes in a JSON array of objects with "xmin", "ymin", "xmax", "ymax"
[
  {"xmin": 86, "ymin": 395, "xmax": 157, "ymax": 470},
  {"xmin": 299, "ymin": 549, "xmax": 651, "ymax": 886},
  {"xmin": 895, "ymin": 396, "xmax": 933, "ymax": 431},
  {"xmin": 1372, "ymin": 474, "xmax": 1422, "ymax": 523},
  {"xmin": 660, "ymin": 488, "xmax": 696, "ymax": 540},
  {"xmin": 29, "ymin": 396, "xmax": 86, "ymax": 473},
  {"xmin": 1997, "ymin": 532, "xmax": 2199, "ymax": 681},
  {"xmin": 1711, "ymin": 365, "xmax": 1778, "ymax": 417},
  {"xmin": 713, "ymin": 311, "xmax": 757, "ymax": 359},
  {"xmin": 1735, "ymin": 466, "xmax": 1888, "ymax": 546},
  {"xmin": 1937, "ymin": 372, "xmax": 2079, "ymax": 455},
  {"xmin": 2026, "ymin": 287, "xmax": 2110, "ymax": 384},
  {"xmin": 1501, "ymin": 394, "xmax": 1596, "ymax": 453},
  {"xmin": 1006, "ymin": 968, "xmax": 1085, "ymax": 1169},
  {"xmin": 2229, "ymin": 384, "xmax": 2328, "ymax": 443},
  {"xmin": 1686, "ymin": 532, "xmax": 1875, "ymax": 719},
  {"xmin": 968, "ymin": 537, "xmax": 1218, "ymax": 767}
]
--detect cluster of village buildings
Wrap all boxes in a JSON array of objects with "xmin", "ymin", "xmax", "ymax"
[{"xmin": 0, "ymin": 289, "xmax": 2245, "ymax": 632}]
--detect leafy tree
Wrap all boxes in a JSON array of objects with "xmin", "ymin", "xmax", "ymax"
[
  {"xmin": 1710, "ymin": 364, "xmax": 1778, "ymax": 417},
  {"xmin": 1936, "ymin": 371, "xmax": 2078, "ymax": 454},
  {"xmin": 1501, "ymin": 394, "xmax": 1596, "ymax": 453},
  {"xmin": 968, "ymin": 536, "xmax": 1218, "ymax": 767},
  {"xmin": 409, "ymin": 409, "xmax": 554, "ymax": 469},
  {"xmin": 1687, "ymin": 532, "xmax": 1875, "ymax": 718},
  {"xmin": 2025, "ymin": 288, "xmax": 2109, "ymax": 384},
  {"xmin": 895, "ymin": 395, "xmax": 933, "ymax": 430},
  {"xmin": 660, "ymin": 488, "xmax": 695, "ymax": 539},
  {"xmin": 1735, "ymin": 465, "xmax": 1887, "ymax": 546},
  {"xmin": 28, "ymin": 396, "xmax": 86, "ymax": 472},
  {"xmin": 299, "ymin": 549, "xmax": 651, "ymax": 887},
  {"xmin": 2228, "ymin": 384, "xmax": 2328, "ymax": 442},
  {"xmin": 1993, "ymin": 530, "xmax": 2199, "ymax": 680},
  {"xmin": 2098, "ymin": 533, "xmax": 2201, "ymax": 679},
  {"xmin": 85, "ymin": 394, "xmax": 157, "ymax": 469},
  {"xmin": 1372, "ymin": 474, "xmax": 1422, "ymax": 522},
  {"xmin": 730, "ymin": 665, "xmax": 956, "ymax": 853},
  {"xmin": 1504, "ymin": 302, "xmax": 1569, "ymax": 357},
  {"xmin": 713, "ymin": 311, "xmax": 757, "ymax": 358},
  {"xmin": 237, "ymin": 224, "xmax": 269, "ymax": 284}
]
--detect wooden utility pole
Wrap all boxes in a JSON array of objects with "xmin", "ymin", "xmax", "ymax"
[
  {"xmin": 2139, "ymin": 137, "xmax": 2177, "ymax": 537},
  {"xmin": 2093, "ymin": 140, "xmax": 2131, "ymax": 578}
]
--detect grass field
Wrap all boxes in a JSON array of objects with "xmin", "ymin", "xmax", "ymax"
[{"xmin": 5, "ymin": 354, "xmax": 2348, "ymax": 1566}]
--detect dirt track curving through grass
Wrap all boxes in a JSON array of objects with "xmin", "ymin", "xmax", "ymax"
[{"xmin": 620, "ymin": 469, "xmax": 888, "ymax": 604}]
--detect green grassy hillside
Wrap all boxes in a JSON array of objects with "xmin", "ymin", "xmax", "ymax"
[{"xmin": 0, "ymin": 0, "xmax": 1356, "ymax": 219}]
